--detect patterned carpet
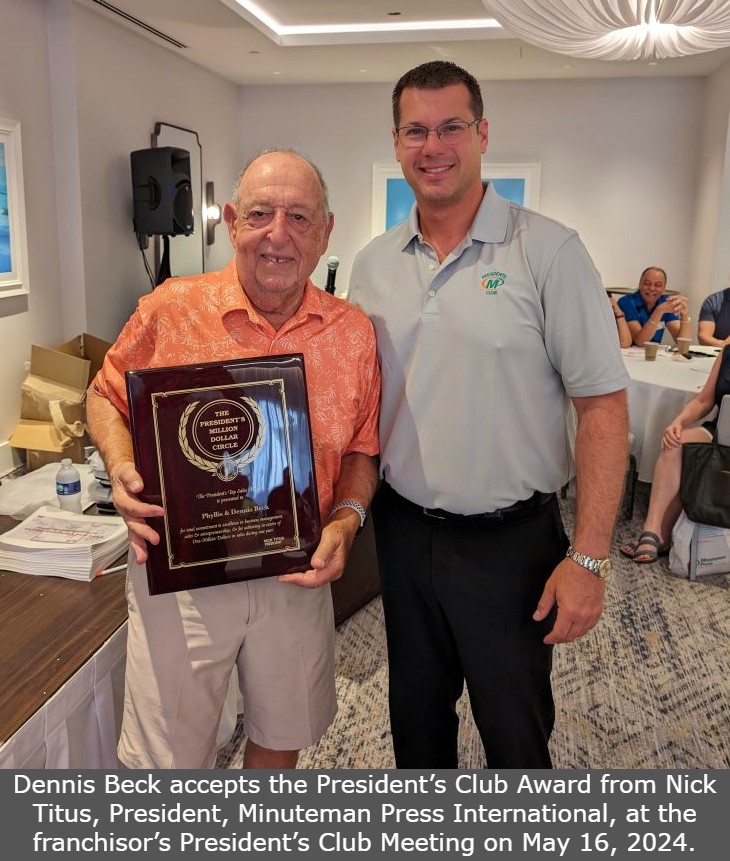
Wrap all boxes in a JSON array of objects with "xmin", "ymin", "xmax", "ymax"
[{"xmin": 217, "ymin": 483, "xmax": 730, "ymax": 769}]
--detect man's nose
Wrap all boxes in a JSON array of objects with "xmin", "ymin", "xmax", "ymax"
[
  {"xmin": 420, "ymin": 128, "xmax": 444, "ymax": 153},
  {"xmin": 267, "ymin": 210, "xmax": 290, "ymax": 241}
]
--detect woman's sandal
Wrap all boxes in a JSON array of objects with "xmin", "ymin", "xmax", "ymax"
[{"xmin": 619, "ymin": 530, "xmax": 670, "ymax": 564}]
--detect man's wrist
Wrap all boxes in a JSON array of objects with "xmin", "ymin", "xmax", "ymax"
[
  {"xmin": 328, "ymin": 499, "xmax": 367, "ymax": 536},
  {"xmin": 566, "ymin": 546, "xmax": 612, "ymax": 580},
  {"xmin": 109, "ymin": 458, "xmax": 136, "ymax": 483}
]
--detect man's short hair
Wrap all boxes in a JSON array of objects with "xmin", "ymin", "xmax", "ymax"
[
  {"xmin": 392, "ymin": 61, "xmax": 484, "ymax": 127},
  {"xmin": 640, "ymin": 266, "xmax": 668, "ymax": 285},
  {"xmin": 231, "ymin": 147, "xmax": 330, "ymax": 220}
]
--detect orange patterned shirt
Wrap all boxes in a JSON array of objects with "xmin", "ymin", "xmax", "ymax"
[{"xmin": 92, "ymin": 259, "xmax": 380, "ymax": 518}]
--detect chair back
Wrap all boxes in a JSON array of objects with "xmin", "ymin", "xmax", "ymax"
[{"xmin": 718, "ymin": 395, "xmax": 730, "ymax": 446}]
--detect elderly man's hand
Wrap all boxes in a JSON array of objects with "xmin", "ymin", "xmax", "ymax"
[
  {"xmin": 110, "ymin": 461, "xmax": 165, "ymax": 564},
  {"xmin": 277, "ymin": 518, "xmax": 357, "ymax": 589},
  {"xmin": 666, "ymin": 295, "xmax": 689, "ymax": 317}
]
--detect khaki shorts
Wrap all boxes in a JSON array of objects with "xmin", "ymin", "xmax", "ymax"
[{"xmin": 117, "ymin": 553, "xmax": 336, "ymax": 769}]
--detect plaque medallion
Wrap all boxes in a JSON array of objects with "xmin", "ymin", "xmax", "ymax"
[
  {"xmin": 179, "ymin": 397, "xmax": 265, "ymax": 480},
  {"xmin": 126, "ymin": 354, "xmax": 321, "ymax": 594}
]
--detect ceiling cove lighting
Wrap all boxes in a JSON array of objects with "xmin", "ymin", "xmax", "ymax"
[
  {"xmin": 225, "ymin": 1, "xmax": 502, "ymax": 44},
  {"xmin": 485, "ymin": 0, "xmax": 730, "ymax": 61}
]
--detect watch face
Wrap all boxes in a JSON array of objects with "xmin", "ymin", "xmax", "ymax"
[{"xmin": 598, "ymin": 558, "xmax": 612, "ymax": 579}]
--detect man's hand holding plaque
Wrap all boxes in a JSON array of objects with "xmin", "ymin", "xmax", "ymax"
[{"xmin": 105, "ymin": 461, "xmax": 162, "ymax": 563}]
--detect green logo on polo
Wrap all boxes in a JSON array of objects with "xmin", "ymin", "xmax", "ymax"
[{"xmin": 481, "ymin": 271, "xmax": 506, "ymax": 293}]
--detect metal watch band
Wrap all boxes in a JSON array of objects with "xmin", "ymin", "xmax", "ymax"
[
  {"xmin": 328, "ymin": 499, "xmax": 367, "ymax": 531},
  {"xmin": 566, "ymin": 545, "xmax": 610, "ymax": 580}
]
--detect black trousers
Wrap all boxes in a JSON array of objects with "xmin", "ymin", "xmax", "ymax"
[{"xmin": 371, "ymin": 482, "xmax": 569, "ymax": 769}]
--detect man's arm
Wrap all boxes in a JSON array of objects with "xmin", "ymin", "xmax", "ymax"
[
  {"xmin": 279, "ymin": 452, "xmax": 379, "ymax": 589},
  {"xmin": 86, "ymin": 389, "xmax": 164, "ymax": 563},
  {"xmin": 533, "ymin": 389, "xmax": 628, "ymax": 644},
  {"xmin": 626, "ymin": 313, "xmax": 665, "ymax": 347},
  {"xmin": 698, "ymin": 320, "xmax": 730, "ymax": 347}
]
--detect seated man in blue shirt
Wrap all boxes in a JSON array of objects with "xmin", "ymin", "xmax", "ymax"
[
  {"xmin": 618, "ymin": 266, "xmax": 689, "ymax": 346},
  {"xmin": 698, "ymin": 287, "xmax": 730, "ymax": 347}
]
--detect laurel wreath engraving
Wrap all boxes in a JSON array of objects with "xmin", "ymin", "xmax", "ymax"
[{"xmin": 178, "ymin": 398, "xmax": 266, "ymax": 477}]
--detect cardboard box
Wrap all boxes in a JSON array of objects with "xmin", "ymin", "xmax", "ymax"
[
  {"xmin": 54, "ymin": 332, "xmax": 110, "ymax": 383},
  {"xmin": 9, "ymin": 333, "xmax": 112, "ymax": 469}
]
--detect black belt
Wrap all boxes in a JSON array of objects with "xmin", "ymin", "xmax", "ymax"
[{"xmin": 384, "ymin": 483, "xmax": 555, "ymax": 524}]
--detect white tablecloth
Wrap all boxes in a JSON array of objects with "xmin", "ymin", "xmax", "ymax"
[
  {"xmin": 623, "ymin": 347, "xmax": 716, "ymax": 481},
  {"xmin": 0, "ymin": 622, "xmax": 240, "ymax": 769},
  {"xmin": 0, "ymin": 623, "xmax": 127, "ymax": 769}
]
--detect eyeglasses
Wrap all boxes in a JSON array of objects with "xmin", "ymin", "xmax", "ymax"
[{"xmin": 395, "ymin": 119, "xmax": 481, "ymax": 148}]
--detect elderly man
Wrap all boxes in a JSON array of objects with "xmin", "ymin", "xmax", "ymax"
[{"xmin": 87, "ymin": 149, "xmax": 380, "ymax": 769}]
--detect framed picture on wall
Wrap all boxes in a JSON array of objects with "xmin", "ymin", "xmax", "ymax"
[
  {"xmin": 0, "ymin": 118, "xmax": 30, "ymax": 298},
  {"xmin": 371, "ymin": 162, "xmax": 541, "ymax": 237}
]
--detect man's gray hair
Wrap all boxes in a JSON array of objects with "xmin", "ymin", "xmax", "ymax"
[{"xmin": 230, "ymin": 147, "xmax": 330, "ymax": 220}]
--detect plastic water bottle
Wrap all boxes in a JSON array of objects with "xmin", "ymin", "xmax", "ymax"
[{"xmin": 56, "ymin": 458, "xmax": 82, "ymax": 513}]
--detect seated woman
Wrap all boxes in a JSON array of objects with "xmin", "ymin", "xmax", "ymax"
[
  {"xmin": 610, "ymin": 295, "xmax": 633, "ymax": 348},
  {"xmin": 618, "ymin": 267, "xmax": 690, "ymax": 347},
  {"xmin": 621, "ymin": 345, "xmax": 730, "ymax": 563}
]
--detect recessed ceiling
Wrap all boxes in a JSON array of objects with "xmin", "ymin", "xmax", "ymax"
[{"xmin": 76, "ymin": 0, "xmax": 730, "ymax": 85}]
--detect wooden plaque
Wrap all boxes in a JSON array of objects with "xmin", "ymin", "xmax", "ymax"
[{"xmin": 126, "ymin": 354, "xmax": 320, "ymax": 594}]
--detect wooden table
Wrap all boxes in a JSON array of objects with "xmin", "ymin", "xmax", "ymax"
[
  {"xmin": 0, "ymin": 505, "xmax": 379, "ymax": 766},
  {"xmin": 0, "ymin": 514, "xmax": 127, "ymax": 754}
]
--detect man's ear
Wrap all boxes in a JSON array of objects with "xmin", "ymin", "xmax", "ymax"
[
  {"xmin": 479, "ymin": 118, "xmax": 489, "ymax": 155},
  {"xmin": 223, "ymin": 202, "xmax": 237, "ymax": 242},
  {"xmin": 319, "ymin": 211, "xmax": 335, "ymax": 257},
  {"xmin": 392, "ymin": 128, "xmax": 402, "ymax": 164}
]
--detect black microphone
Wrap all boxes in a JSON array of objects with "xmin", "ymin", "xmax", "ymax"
[{"xmin": 325, "ymin": 256, "xmax": 339, "ymax": 294}]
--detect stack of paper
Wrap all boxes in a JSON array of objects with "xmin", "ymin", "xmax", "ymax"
[
  {"xmin": 0, "ymin": 505, "xmax": 128, "ymax": 581},
  {"xmin": 688, "ymin": 345, "xmax": 722, "ymax": 357}
]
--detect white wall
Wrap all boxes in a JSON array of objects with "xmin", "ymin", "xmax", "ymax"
[
  {"xmin": 62, "ymin": 0, "xmax": 241, "ymax": 339},
  {"xmin": 691, "ymin": 59, "xmax": 730, "ymax": 311},
  {"xmin": 0, "ymin": 0, "xmax": 241, "ymax": 468},
  {"xmin": 238, "ymin": 77, "xmax": 706, "ymax": 302},
  {"xmin": 0, "ymin": 0, "xmax": 63, "ymax": 456}
]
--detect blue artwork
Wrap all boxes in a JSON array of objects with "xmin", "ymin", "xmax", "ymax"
[
  {"xmin": 491, "ymin": 178, "xmax": 527, "ymax": 206},
  {"xmin": 384, "ymin": 175, "xmax": 527, "ymax": 231},
  {"xmin": 385, "ymin": 178, "xmax": 415, "ymax": 232},
  {"xmin": 0, "ymin": 142, "xmax": 10, "ymax": 275}
]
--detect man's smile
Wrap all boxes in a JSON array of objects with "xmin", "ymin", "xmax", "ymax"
[
  {"xmin": 261, "ymin": 253, "xmax": 292, "ymax": 264},
  {"xmin": 420, "ymin": 165, "xmax": 452, "ymax": 175}
]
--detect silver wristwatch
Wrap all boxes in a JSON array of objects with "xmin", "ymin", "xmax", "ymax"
[
  {"xmin": 566, "ymin": 545, "xmax": 612, "ymax": 580},
  {"xmin": 329, "ymin": 499, "xmax": 367, "ymax": 535}
]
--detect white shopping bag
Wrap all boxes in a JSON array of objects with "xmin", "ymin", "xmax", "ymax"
[{"xmin": 670, "ymin": 511, "xmax": 730, "ymax": 580}]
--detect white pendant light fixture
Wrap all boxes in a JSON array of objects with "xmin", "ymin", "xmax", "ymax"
[{"xmin": 485, "ymin": 1, "xmax": 730, "ymax": 61}]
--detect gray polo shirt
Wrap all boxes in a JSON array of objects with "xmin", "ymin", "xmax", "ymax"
[{"xmin": 349, "ymin": 182, "xmax": 629, "ymax": 514}]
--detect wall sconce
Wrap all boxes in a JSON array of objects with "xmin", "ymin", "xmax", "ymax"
[{"xmin": 204, "ymin": 181, "xmax": 221, "ymax": 245}]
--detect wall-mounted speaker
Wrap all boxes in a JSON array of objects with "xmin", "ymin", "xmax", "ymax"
[{"xmin": 130, "ymin": 146, "xmax": 194, "ymax": 238}]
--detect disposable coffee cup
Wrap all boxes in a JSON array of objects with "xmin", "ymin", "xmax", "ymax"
[
  {"xmin": 676, "ymin": 337, "xmax": 691, "ymax": 356},
  {"xmin": 644, "ymin": 342, "xmax": 659, "ymax": 361}
]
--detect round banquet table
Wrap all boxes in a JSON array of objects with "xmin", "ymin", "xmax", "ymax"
[{"xmin": 622, "ymin": 347, "xmax": 717, "ymax": 482}]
